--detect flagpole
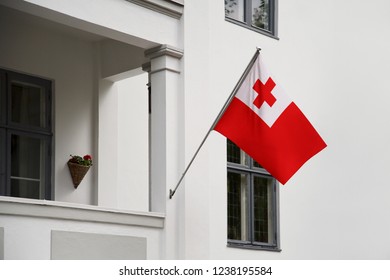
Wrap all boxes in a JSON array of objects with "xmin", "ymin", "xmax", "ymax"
[{"xmin": 169, "ymin": 48, "xmax": 261, "ymax": 199}]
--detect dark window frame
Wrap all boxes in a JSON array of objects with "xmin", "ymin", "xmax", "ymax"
[
  {"xmin": 225, "ymin": 0, "xmax": 279, "ymax": 39},
  {"xmin": 227, "ymin": 140, "xmax": 281, "ymax": 251},
  {"xmin": 0, "ymin": 68, "xmax": 53, "ymax": 200}
]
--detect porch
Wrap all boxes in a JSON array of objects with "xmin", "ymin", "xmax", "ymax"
[{"xmin": 0, "ymin": 0, "xmax": 184, "ymax": 259}]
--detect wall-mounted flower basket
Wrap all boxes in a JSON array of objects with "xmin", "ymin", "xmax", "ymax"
[
  {"xmin": 67, "ymin": 162, "xmax": 90, "ymax": 188},
  {"xmin": 67, "ymin": 155, "xmax": 93, "ymax": 188}
]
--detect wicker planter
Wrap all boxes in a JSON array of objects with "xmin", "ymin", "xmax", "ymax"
[{"xmin": 67, "ymin": 161, "xmax": 90, "ymax": 188}]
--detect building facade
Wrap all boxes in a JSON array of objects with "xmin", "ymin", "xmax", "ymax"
[{"xmin": 1, "ymin": 0, "xmax": 390, "ymax": 259}]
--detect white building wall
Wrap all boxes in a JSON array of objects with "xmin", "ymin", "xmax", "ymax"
[
  {"xmin": 181, "ymin": 0, "xmax": 213, "ymax": 259},
  {"xmin": 2, "ymin": 0, "xmax": 390, "ymax": 260},
  {"xmin": 181, "ymin": 0, "xmax": 390, "ymax": 259}
]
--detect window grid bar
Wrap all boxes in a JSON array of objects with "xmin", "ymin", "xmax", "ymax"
[{"xmin": 10, "ymin": 176, "xmax": 41, "ymax": 182}]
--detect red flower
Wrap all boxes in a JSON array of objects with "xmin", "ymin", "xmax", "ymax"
[{"xmin": 83, "ymin": 155, "xmax": 92, "ymax": 161}]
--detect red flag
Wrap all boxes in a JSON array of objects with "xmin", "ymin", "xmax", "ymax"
[{"xmin": 214, "ymin": 54, "xmax": 326, "ymax": 184}]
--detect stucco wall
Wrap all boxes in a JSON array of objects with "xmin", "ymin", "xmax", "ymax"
[
  {"xmin": 51, "ymin": 230, "xmax": 147, "ymax": 260},
  {"xmin": 182, "ymin": 0, "xmax": 390, "ymax": 259},
  {"xmin": 3, "ymin": 0, "xmax": 390, "ymax": 260}
]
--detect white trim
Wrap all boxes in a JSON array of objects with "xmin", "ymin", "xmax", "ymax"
[
  {"xmin": 0, "ymin": 197, "xmax": 165, "ymax": 228},
  {"xmin": 126, "ymin": 0, "xmax": 184, "ymax": 19},
  {"xmin": 144, "ymin": 44, "xmax": 184, "ymax": 74},
  {"xmin": 145, "ymin": 44, "xmax": 184, "ymax": 60}
]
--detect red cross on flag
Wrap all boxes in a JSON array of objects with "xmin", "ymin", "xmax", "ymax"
[{"xmin": 214, "ymin": 53, "xmax": 327, "ymax": 184}]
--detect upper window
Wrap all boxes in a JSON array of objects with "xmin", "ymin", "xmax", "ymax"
[
  {"xmin": 225, "ymin": 0, "xmax": 277, "ymax": 37},
  {"xmin": 227, "ymin": 139, "xmax": 280, "ymax": 250},
  {"xmin": 0, "ymin": 69, "xmax": 53, "ymax": 200}
]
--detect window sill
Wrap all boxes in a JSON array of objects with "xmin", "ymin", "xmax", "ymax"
[
  {"xmin": 225, "ymin": 18, "xmax": 279, "ymax": 40},
  {"xmin": 227, "ymin": 242, "xmax": 282, "ymax": 252},
  {"xmin": 0, "ymin": 196, "xmax": 165, "ymax": 228},
  {"xmin": 126, "ymin": 0, "xmax": 184, "ymax": 19}
]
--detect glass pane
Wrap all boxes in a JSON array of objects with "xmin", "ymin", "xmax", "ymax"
[
  {"xmin": 253, "ymin": 160, "xmax": 263, "ymax": 169},
  {"xmin": 253, "ymin": 175, "xmax": 274, "ymax": 243},
  {"xmin": 227, "ymin": 139, "xmax": 249, "ymax": 166},
  {"xmin": 0, "ymin": 75, "xmax": 4, "ymax": 125},
  {"xmin": 225, "ymin": 0, "xmax": 245, "ymax": 22},
  {"xmin": 10, "ymin": 134, "xmax": 45, "ymax": 199},
  {"xmin": 11, "ymin": 81, "xmax": 46, "ymax": 128},
  {"xmin": 11, "ymin": 179, "xmax": 40, "ymax": 199},
  {"xmin": 227, "ymin": 172, "xmax": 249, "ymax": 241},
  {"xmin": 252, "ymin": 0, "xmax": 270, "ymax": 31},
  {"xmin": 0, "ymin": 129, "xmax": 4, "ymax": 191}
]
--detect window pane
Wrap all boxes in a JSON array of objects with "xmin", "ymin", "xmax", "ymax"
[
  {"xmin": 10, "ymin": 134, "xmax": 45, "ymax": 199},
  {"xmin": 11, "ymin": 179, "xmax": 40, "ymax": 199},
  {"xmin": 11, "ymin": 81, "xmax": 46, "ymax": 128},
  {"xmin": 253, "ymin": 160, "xmax": 263, "ymax": 169},
  {"xmin": 253, "ymin": 175, "xmax": 274, "ymax": 243},
  {"xmin": 227, "ymin": 139, "xmax": 249, "ymax": 166},
  {"xmin": 252, "ymin": 0, "xmax": 270, "ymax": 31},
  {"xmin": 225, "ymin": 0, "xmax": 245, "ymax": 22},
  {"xmin": 227, "ymin": 172, "xmax": 249, "ymax": 241},
  {"xmin": 0, "ymin": 129, "xmax": 4, "ymax": 193},
  {"xmin": 0, "ymin": 73, "xmax": 5, "ymax": 125}
]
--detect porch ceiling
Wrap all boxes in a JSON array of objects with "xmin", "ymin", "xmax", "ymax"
[
  {"xmin": 1, "ymin": 5, "xmax": 103, "ymax": 43},
  {"xmin": 0, "ymin": 0, "xmax": 174, "ymax": 49}
]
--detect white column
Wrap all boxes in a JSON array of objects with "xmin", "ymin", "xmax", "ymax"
[
  {"xmin": 145, "ymin": 45, "xmax": 184, "ymax": 259},
  {"xmin": 97, "ymin": 79, "xmax": 119, "ymax": 208},
  {"xmin": 145, "ymin": 44, "xmax": 183, "ymax": 213}
]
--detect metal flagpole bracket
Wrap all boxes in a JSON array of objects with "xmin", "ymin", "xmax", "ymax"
[{"xmin": 169, "ymin": 189, "xmax": 175, "ymax": 199}]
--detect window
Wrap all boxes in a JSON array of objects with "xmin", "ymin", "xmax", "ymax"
[
  {"xmin": 0, "ymin": 69, "xmax": 53, "ymax": 200},
  {"xmin": 225, "ymin": 0, "xmax": 277, "ymax": 37},
  {"xmin": 227, "ymin": 139, "xmax": 279, "ymax": 250}
]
